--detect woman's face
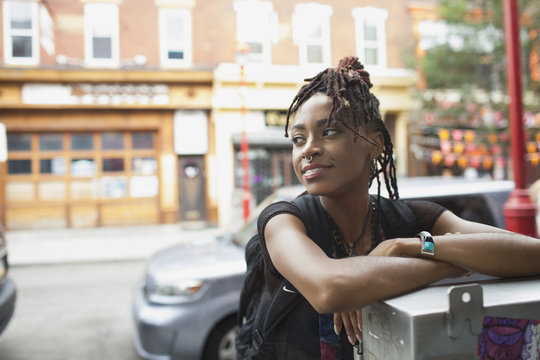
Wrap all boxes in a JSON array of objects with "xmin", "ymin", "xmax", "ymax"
[{"xmin": 289, "ymin": 94, "xmax": 381, "ymax": 198}]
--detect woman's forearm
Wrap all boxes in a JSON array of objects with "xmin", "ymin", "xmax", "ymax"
[
  {"xmin": 393, "ymin": 232, "xmax": 540, "ymax": 278},
  {"xmin": 318, "ymin": 255, "xmax": 465, "ymax": 313}
]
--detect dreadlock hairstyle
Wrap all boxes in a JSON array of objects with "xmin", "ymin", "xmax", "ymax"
[{"xmin": 284, "ymin": 56, "xmax": 399, "ymax": 201}]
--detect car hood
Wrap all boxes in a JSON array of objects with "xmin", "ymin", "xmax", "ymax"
[{"xmin": 146, "ymin": 236, "xmax": 247, "ymax": 282}]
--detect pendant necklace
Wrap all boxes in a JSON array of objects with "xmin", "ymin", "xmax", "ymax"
[{"xmin": 345, "ymin": 197, "xmax": 374, "ymax": 257}]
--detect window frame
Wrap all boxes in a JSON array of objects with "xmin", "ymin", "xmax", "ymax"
[
  {"xmin": 292, "ymin": 3, "xmax": 332, "ymax": 67},
  {"xmin": 2, "ymin": 1, "xmax": 40, "ymax": 65},
  {"xmin": 84, "ymin": 2, "xmax": 120, "ymax": 68},
  {"xmin": 233, "ymin": 0, "xmax": 276, "ymax": 65},
  {"xmin": 159, "ymin": 8, "xmax": 192, "ymax": 68},
  {"xmin": 352, "ymin": 7, "xmax": 388, "ymax": 69}
]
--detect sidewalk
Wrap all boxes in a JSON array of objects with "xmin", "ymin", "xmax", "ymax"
[{"xmin": 5, "ymin": 223, "xmax": 222, "ymax": 266}]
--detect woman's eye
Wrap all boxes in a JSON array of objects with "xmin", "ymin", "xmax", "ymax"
[
  {"xmin": 291, "ymin": 135, "xmax": 305, "ymax": 144},
  {"xmin": 322, "ymin": 129, "xmax": 339, "ymax": 137}
]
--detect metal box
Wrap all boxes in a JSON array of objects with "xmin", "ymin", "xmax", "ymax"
[{"xmin": 363, "ymin": 276, "xmax": 540, "ymax": 360}]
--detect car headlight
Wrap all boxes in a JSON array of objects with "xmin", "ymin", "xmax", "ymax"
[
  {"xmin": 153, "ymin": 279, "xmax": 204, "ymax": 296},
  {"xmin": 144, "ymin": 276, "xmax": 205, "ymax": 304}
]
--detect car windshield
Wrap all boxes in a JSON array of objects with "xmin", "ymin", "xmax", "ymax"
[{"xmin": 231, "ymin": 193, "xmax": 278, "ymax": 247}]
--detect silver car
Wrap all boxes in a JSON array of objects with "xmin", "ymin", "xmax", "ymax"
[
  {"xmin": 132, "ymin": 178, "xmax": 514, "ymax": 360},
  {"xmin": 132, "ymin": 185, "xmax": 306, "ymax": 360}
]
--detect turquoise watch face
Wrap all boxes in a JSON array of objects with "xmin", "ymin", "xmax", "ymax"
[
  {"xmin": 423, "ymin": 241, "xmax": 434, "ymax": 252},
  {"xmin": 417, "ymin": 231, "xmax": 434, "ymax": 255}
]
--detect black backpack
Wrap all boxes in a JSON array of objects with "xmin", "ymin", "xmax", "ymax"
[
  {"xmin": 235, "ymin": 233, "xmax": 303, "ymax": 359},
  {"xmin": 235, "ymin": 194, "xmax": 420, "ymax": 359}
]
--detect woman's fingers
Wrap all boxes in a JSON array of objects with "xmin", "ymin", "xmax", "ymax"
[
  {"xmin": 333, "ymin": 312, "xmax": 342, "ymax": 335},
  {"xmin": 334, "ymin": 311, "xmax": 363, "ymax": 345}
]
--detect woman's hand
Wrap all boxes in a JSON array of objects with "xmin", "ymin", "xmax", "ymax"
[{"xmin": 334, "ymin": 310, "xmax": 363, "ymax": 345}]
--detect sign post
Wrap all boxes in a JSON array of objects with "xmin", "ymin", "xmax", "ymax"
[{"xmin": 502, "ymin": 0, "xmax": 537, "ymax": 237}]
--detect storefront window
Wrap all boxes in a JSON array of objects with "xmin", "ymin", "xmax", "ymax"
[
  {"xmin": 70, "ymin": 180, "xmax": 97, "ymax": 199},
  {"xmin": 130, "ymin": 176, "xmax": 159, "ymax": 198},
  {"xmin": 71, "ymin": 158, "xmax": 96, "ymax": 177},
  {"xmin": 132, "ymin": 132, "xmax": 154, "ymax": 149},
  {"xmin": 7, "ymin": 133, "xmax": 31, "ymax": 151},
  {"xmin": 8, "ymin": 159, "xmax": 31, "ymax": 174},
  {"xmin": 103, "ymin": 158, "xmax": 124, "ymax": 172},
  {"xmin": 100, "ymin": 176, "xmax": 126, "ymax": 198},
  {"xmin": 6, "ymin": 181, "xmax": 34, "ymax": 201},
  {"xmin": 102, "ymin": 132, "xmax": 124, "ymax": 149},
  {"xmin": 71, "ymin": 133, "xmax": 94, "ymax": 150},
  {"xmin": 40, "ymin": 158, "xmax": 66, "ymax": 174},
  {"xmin": 38, "ymin": 181, "xmax": 66, "ymax": 200},
  {"xmin": 39, "ymin": 133, "xmax": 63, "ymax": 151},
  {"xmin": 132, "ymin": 157, "xmax": 157, "ymax": 174}
]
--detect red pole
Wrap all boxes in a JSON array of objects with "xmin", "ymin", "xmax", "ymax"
[
  {"xmin": 502, "ymin": 0, "xmax": 537, "ymax": 237},
  {"xmin": 239, "ymin": 63, "xmax": 251, "ymax": 221}
]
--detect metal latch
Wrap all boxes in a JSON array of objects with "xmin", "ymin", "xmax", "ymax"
[{"xmin": 446, "ymin": 283, "xmax": 485, "ymax": 339}]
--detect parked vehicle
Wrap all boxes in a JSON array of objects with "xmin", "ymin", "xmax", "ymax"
[
  {"xmin": 0, "ymin": 224, "xmax": 16, "ymax": 336},
  {"xmin": 132, "ymin": 177, "xmax": 514, "ymax": 360}
]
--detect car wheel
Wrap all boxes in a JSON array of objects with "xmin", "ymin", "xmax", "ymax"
[{"xmin": 204, "ymin": 316, "xmax": 238, "ymax": 360}]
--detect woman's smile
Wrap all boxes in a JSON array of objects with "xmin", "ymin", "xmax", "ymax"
[{"xmin": 302, "ymin": 163, "xmax": 331, "ymax": 180}]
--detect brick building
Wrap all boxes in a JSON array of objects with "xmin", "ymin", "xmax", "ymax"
[{"xmin": 0, "ymin": 0, "xmax": 418, "ymax": 230}]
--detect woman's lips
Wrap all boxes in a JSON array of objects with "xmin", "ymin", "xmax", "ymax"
[{"xmin": 302, "ymin": 164, "xmax": 330, "ymax": 180}]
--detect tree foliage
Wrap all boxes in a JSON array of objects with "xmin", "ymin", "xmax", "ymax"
[{"xmin": 421, "ymin": 0, "xmax": 540, "ymax": 93}]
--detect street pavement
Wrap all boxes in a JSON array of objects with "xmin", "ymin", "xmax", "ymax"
[{"xmin": 5, "ymin": 222, "xmax": 222, "ymax": 266}]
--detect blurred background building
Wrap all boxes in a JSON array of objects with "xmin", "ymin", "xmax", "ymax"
[{"xmin": 0, "ymin": 0, "xmax": 538, "ymax": 231}]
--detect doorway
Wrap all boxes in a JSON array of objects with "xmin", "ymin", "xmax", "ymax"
[{"xmin": 178, "ymin": 155, "xmax": 207, "ymax": 222}]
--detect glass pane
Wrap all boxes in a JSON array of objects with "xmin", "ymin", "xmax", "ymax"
[
  {"xmin": 71, "ymin": 158, "xmax": 96, "ymax": 177},
  {"xmin": 168, "ymin": 50, "xmax": 184, "ymax": 60},
  {"xmin": 12, "ymin": 36, "xmax": 32, "ymax": 57},
  {"xmin": 247, "ymin": 42, "xmax": 263, "ymax": 55},
  {"xmin": 10, "ymin": 3, "xmax": 32, "ymax": 29},
  {"xmin": 101, "ymin": 177, "xmax": 127, "ymax": 198},
  {"xmin": 365, "ymin": 48, "xmax": 378, "ymax": 65},
  {"xmin": 364, "ymin": 21, "xmax": 378, "ymax": 41},
  {"xmin": 6, "ymin": 182, "xmax": 34, "ymax": 201},
  {"xmin": 307, "ymin": 45, "xmax": 323, "ymax": 63},
  {"xmin": 102, "ymin": 132, "xmax": 124, "ymax": 150},
  {"xmin": 307, "ymin": 23, "xmax": 322, "ymax": 40},
  {"xmin": 93, "ymin": 37, "xmax": 112, "ymax": 59},
  {"xmin": 167, "ymin": 15, "xmax": 184, "ymax": 39},
  {"xmin": 132, "ymin": 157, "xmax": 157, "ymax": 175},
  {"xmin": 103, "ymin": 158, "xmax": 124, "ymax": 172},
  {"xmin": 130, "ymin": 176, "xmax": 159, "ymax": 198},
  {"xmin": 8, "ymin": 159, "xmax": 31, "ymax": 174},
  {"xmin": 70, "ymin": 180, "xmax": 97, "ymax": 200},
  {"xmin": 71, "ymin": 134, "xmax": 94, "ymax": 150},
  {"xmin": 38, "ymin": 181, "xmax": 66, "ymax": 200},
  {"xmin": 8, "ymin": 133, "xmax": 31, "ymax": 151},
  {"xmin": 40, "ymin": 134, "xmax": 63, "ymax": 151},
  {"xmin": 40, "ymin": 158, "xmax": 66, "ymax": 174},
  {"xmin": 132, "ymin": 133, "xmax": 154, "ymax": 149}
]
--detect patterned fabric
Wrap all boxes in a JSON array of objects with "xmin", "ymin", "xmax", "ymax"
[
  {"xmin": 319, "ymin": 313, "xmax": 341, "ymax": 360},
  {"xmin": 478, "ymin": 317, "xmax": 540, "ymax": 360}
]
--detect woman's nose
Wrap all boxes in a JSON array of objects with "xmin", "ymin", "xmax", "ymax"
[{"xmin": 302, "ymin": 137, "xmax": 322, "ymax": 159}]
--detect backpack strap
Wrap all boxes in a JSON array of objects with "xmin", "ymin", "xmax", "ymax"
[{"xmin": 251, "ymin": 277, "xmax": 303, "ymax": 353}]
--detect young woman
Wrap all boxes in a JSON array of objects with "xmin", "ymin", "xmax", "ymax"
[{"xmin": 254, "ymin": 56, "xmax": 540, "ymax": 359}]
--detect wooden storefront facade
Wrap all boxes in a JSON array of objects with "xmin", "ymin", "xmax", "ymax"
[{"xmin": 0, "ymin": 68, "xmax": 216, "ymax": 230}]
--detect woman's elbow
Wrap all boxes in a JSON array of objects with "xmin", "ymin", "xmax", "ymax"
[{"xmin": 307, "ymin": 275, "xmax": 371, "ymax": 313}]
